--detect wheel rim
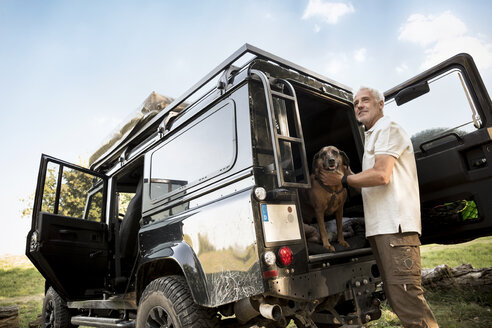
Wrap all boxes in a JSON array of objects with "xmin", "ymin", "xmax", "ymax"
[
  {"xmin": 145, "ymin": 306, "xmax": 174, "ymax": 328},
  {"xmin": 44, "ymin": 299, "xmax": 55, "ymax": 328}
]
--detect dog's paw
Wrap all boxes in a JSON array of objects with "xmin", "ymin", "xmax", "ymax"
[
  {"xmin": 323, "ymin": 244, "xmax": 335, "ymax": 252},
  {"xmin": 339, "ymin": 240, "xmax": 350, "ymax": 248}
]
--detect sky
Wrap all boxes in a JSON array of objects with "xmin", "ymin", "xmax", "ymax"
[{"xmin": 1, "ymin": 0, "xmax": 492, "ymax": 255}]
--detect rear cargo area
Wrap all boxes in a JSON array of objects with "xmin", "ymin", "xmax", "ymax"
[{"xmin": 295, "ymin": 87, "xmax": 369, "ymax": 255}]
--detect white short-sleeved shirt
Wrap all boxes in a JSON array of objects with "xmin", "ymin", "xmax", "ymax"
[{"xmin": 361, "ymin": 116, "xmax": 421, "ymax": 237}]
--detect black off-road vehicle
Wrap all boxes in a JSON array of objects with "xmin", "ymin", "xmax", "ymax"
[{"xmin": 27, "ymin": 44, "xmax": 492, "ymax": 327}]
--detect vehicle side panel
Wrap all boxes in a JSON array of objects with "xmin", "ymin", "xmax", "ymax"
[
  {"xmin": 139, "ymin": 85, "xmax": 262, "ymax": 307},
  {"xmin": 139, "ymin": 187, "xmax": 261, "ymax": 307}
]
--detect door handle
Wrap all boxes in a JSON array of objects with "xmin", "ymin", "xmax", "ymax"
[
  {"xmin": 59, "ymin": 229, "xmax": 75, "ymax": 234},
  {"xmin": 419, "ymin": 132, "xmax": 463, "ymax": 153},
  {"xmin": 59, "ymin": 230, "xmax": 77, "ymax": 239}
]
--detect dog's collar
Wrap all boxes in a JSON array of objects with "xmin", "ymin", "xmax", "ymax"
[{"xmin": 315, "ymin": 176, "xmax": 345, "ymax": 195}]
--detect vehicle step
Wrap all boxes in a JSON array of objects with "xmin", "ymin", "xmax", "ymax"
[
  {"xmin": 308, "ymin": 247, "xmax": 372, "ymax": 262},
  {"xmin": 71, "ymin": 315, "xmax": 135, "ymax": 328}
]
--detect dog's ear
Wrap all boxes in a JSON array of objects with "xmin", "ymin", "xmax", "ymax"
[
  {"xmin": 340, "ymin": 151, "xmax": 351, "ymax": 173},
  {"xmin": 340, "ymin": 151, "xmax": 350, "ymax": 166},
  {"xmin": 312, "ymin": 151, "xmax": 321, "ymax": 173}
]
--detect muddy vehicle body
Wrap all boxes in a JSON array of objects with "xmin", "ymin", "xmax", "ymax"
[{"xmin": 27, "ymin": 44, "xmax": 492, "ymax": 327}]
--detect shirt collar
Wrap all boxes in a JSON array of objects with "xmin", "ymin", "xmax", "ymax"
[{"xmin": 364, "ymin": 115, "xmax": 389, "ymax": 136}]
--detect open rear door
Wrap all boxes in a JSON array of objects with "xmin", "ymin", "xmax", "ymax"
[
  {"xmin": 384, "ymin": 53, "xmax": 492, "ymax": 244},
  {"xmin": 26, "ymin": 154, "xmax": 109, "ymax": 300}
]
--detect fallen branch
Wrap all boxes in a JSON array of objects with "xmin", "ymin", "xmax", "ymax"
[
  {"xmin": 422, "ymin": 263, "xmax": 492, "ymax": 288},
  {"xmin": 0, "ymin": 306, "xmax": 19, "ymax": 328}
]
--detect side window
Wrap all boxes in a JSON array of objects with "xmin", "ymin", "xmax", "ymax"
[
  {"xmin": 150, "ymin": 102, "xmax": 236, "ymax": 201},
  {"xmin": 117, "ymin": 192, "xmax": 135, "ymax": 219},
  {"xmin": 84, "ymin": 185, "xmax": 104, "ymax": 222},
  {"xmin": 41, "ymin": 161, "xmax": 105, "ymax": 222},
  {"xmin": 384, "ymin": 69, "xmax": 481, "ymax": 154}
]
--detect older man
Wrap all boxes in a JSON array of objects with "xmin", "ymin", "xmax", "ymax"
[{"xmin": 320, "ymin": 87, "xmax": 438, "ymax": 327}]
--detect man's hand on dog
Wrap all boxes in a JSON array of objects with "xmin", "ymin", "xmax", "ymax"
[{"xmin": 319, "ymin": 169, "xmax": 343, "ymax": 187}]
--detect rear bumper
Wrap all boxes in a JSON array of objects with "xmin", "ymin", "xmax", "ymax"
[{"xmin": 266, "ymin": 255, "xmax": 380, "ymax": 301}]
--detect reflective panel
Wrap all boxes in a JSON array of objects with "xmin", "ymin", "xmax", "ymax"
[
  {"xmin": 181, "ymin": 190, "xmax": 262, "ymax": 305},
  {"xmin": 150, "ymin": 102, "xmax": 236, "ymax": 201}
]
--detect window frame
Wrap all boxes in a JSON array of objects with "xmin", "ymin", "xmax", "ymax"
[
  {"xmin": 148, "ymin": 100, "xmax": 238, "ymax": 204},
  {"xmin": 82, "ymin": 183, "xmax": 105, "ymax": 221},
  {"xmin": 33, "ymin": 154, "xmax": 108, "ymax": 228},
  {"xmin": 384, "ymin": 67, "xmax": 482, "ymax": 155}
]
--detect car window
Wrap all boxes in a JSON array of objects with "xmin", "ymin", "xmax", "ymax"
[
  {"xmin": 384, "ymin": 69, "xmax": 481, "ymax": 154},
  {"xmin": 42, "ymin": 161, "xmax": 105, "ymax": 221},
  {"xmin": 84, "ymin": 186, "xmax": 104, "ymax": 222},
  {"xmin": 150, "ymin": 102, "xmax": 236, "ymax": 201},
  {"xmin": 117, "ymin": 192, "xmax": 135, "ymax": 219}
]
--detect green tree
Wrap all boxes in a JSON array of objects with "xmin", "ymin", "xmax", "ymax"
[
  {"xmin": 58, "ymin": 167, "xmax": 101, "ymax": 218},
  {"xmin": 21, "ymin": 159, "xmax": 104, "ymax": 222}
]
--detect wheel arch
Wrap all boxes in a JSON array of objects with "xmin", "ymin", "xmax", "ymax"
[{"xmin": 136, "ymin": 241, "xmax": 210, "ymax": 306}]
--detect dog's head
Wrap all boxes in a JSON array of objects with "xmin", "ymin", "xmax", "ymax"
[{"xmin": 312, "ymin": 146, "xmax": 350, "ymax": 174}]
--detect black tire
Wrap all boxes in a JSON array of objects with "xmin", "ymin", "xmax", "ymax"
[
  {"xmin": 136, "ymin": 275, "xmax": 219, "ymax": 328},
  {"xmin": 42, "ymin": 287, "xmax": 75, "ymax": 328}
]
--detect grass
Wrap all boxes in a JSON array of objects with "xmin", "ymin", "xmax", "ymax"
[
  {"xmin": 1, "ymin": 236, "xmax": 491, "ymax": 327},
  {"xmin": 366, "ymin": 287, "xmax": 492, "ymax": 328},
  {"xmin": 421, "ymin": 236, "xmax": 492, "ymax": 268},
  {"xmin": 363, "ymin": 236, "xmax": 492, "ymax": 328},
  {"xmin": 0, "ymin": 254, "xmax": 44, "ymax": 327}
]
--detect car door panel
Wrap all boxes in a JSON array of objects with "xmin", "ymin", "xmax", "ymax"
[
  {"xmin": 384, "ymin": 54, "xmax": 492, "ymax": 244},
  {"xmin": 26, "ymin": 154, "xmax": 109, "ymax": 301}
]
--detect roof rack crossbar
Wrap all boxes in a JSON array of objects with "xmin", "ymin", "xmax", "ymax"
[{"xmin": 91, "ymin": 44, "xmax": 351, "ymax": 170}]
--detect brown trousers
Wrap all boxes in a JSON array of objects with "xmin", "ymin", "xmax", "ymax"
[{"xmin": 368, "ymin": 232, "xmax": 439, "ymax": 328}]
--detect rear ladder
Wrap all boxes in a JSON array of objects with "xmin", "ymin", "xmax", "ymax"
[{"xmin": 250, "ymin": 69, "xmax": 311, "ymax": 189}]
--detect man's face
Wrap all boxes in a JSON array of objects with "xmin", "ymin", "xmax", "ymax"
[{"xmin": 353, "ymin": 89, "xmax": 384, "ymax": 130}]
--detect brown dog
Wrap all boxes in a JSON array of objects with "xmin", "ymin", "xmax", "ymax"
[{"xmin": 300, "ymin": 146, "xmax": 351, "ymax": 251}]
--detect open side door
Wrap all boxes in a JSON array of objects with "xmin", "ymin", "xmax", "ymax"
[
  {"xmin": 26, "ymin": 154, "xmax": 109, "ymax": 300},
  {"xmin": 384, "ymin": 53, "xmax": 492, "ymax": 244}
]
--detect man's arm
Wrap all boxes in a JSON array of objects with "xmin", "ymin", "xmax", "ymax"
[{"xmin": 319, "ymin": 154, "xmax": 396, "ymax": 189}]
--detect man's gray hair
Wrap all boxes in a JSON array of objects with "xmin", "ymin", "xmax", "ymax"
[{"xmin": 357, "ymin": 86, "xmax": 384, "ymax": 103}]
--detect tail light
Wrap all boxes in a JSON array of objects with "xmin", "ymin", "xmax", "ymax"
[
  {"xmin": 277, "ymin": 246, "xmax": 293, "ymax": 266},
  {"xmin": 263, "ymin": 251, "xmax": 276, "ymax": 266}
]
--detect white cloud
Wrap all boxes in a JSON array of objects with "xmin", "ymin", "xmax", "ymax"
[
  {"xmin": 322, "ymin": 49, "xmax": 369, "ymax": 77},
  {"xmin": 353, "ymin": 48, "xmax": 366, "ymax": 62},
  {"xmin": 313, "ymin": 24, "xmax": 321, "ymax": 33},
  {"xmin": 399, "ymin": 11, "xmax": 467, "ymax": 47},
  {"xmin": 325, "ymin": 56, "xmax": 346, "ymax": 75},
  {"xmin": 395, "ymin": 63, "xmax": 409, "ymax": 74},
  {"xmin": 399, "ymin": 11, "xmax": 492, "ymax": 70},
  {"xmin": 302, "ymin": 0, "xmax": 355, "ymax": 24}
]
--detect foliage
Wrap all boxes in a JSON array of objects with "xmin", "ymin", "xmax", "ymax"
[
  {"xmin": 20, "ymin": 158, "xmax": 104, "ymax": 221},
  {"xmin": 42, "ymin": 163, "xmax": 103, "ymax": 219},
  {"xmin": 118, "ymin": 192, "xmax": 135, "ymax": 215},
  {"xmin": 19, "ymin": 194, "xmax": 34, "ymax": 218}
]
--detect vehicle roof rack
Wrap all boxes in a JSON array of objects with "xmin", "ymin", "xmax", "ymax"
[{"xmin": 90, "ymin": 43, "xmax": 352, "ymax": 171}]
